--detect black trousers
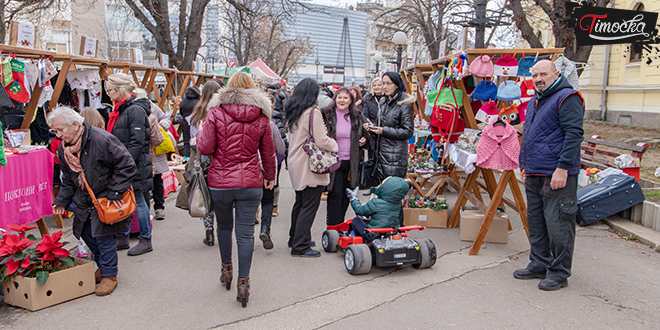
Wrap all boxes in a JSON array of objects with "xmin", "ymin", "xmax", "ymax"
[
  {"xmin": 289, "ymin": 186, "xmax": 324, "ymax": 254},
  {"xmin": 524, "ymin": 175, "xmax": 578, "ymax": 282},
  {"xmin": 326, "ymin": 160, "xmax": 351, "ymax": 226},
  {"xmin": 153, "ymin": 173, "xmax": 164, "ymax": 210}
]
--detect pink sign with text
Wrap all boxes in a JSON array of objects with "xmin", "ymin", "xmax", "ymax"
[{"xmin": 0, "ymin": 149, "xmax": 54, "ymax": 230}]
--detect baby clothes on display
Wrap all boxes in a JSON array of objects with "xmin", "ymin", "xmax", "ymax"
[
  {"xmin": 86, "ymin": 70, "xmax": 102, "ymax": 109},
  {"xmin": 38, "ymin": 81, "xmax": 53, "ymax": 108},
  {"xmin": 66, "ymin": 71, "xmax": 87, "ymax": 89},
  {"xmin": 24, "ymin": 61, "xmax": 39, "ymax": 98},
  {"xmin": 424, "ymin": 70, "xmax": 442, "ymax": 116},
  {"xmin": 554, "ymin": 56, "xmax": 579, "ymax": 90},
  {"xmin": 476, "ymin": 121, "xmax": 520, "ymax": 170}
]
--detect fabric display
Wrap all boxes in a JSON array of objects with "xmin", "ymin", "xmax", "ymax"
[
  {"xmin": 517, "ymin": 101, "xmax": 528, "ymax": 124},
  {"xmin": 475, "ymin": 101, "xmax": 499, "ymax": 124},
  {"xmin": 453, "ymin": 54, "xmax": 469, "ymax": 79},
  {"xmin": 67, "ymin": 71, "xmax": 87, "ymax": 89},
  {"xmin": 497, "ymin": 80, "xmax": 521, "ymax": 101},
  {"xmin": 43, "ymin": 59, "xmax": 57, "ymax": 81},
  {"xmin": 2, "ymin": 57, "xmax": 12, "ymax": 86},
  {"xmin": 6, "ymin": 59, "xmax": 30, "ymax": 103},
  {"xmin": 24, "ymin": 62, "xmax": 39, "ymax": 98},
  {"xmin": 498, "ymin": 104, "xmax": 521, "ymax": 125},
  {"xmin": 424, "ymin": 70, "xmax": 443, "ymax": 116},
  {"xmin": 463, "ymin": 75, "xmax": 476, "ymax": 94},
  {"xmin": 469, "ymin": 55, "xmax": 493, "ymax": 77},
  {"xmin": 86, "ymin": 71, "xmax": 102, "ymax": 109},
  {"xmin": 38, "ymin": 81, "xmax": 54, "ymax": 108},
  {"xmin": 473, "ymin": 79, "xmax": 497, "ymax": 101},
  {"xmin": 476, "ymin": 120, "xmax": 520, "ymax": 170},
  {"xmin": 519, "ymin": 78, "xmax": 535, "ymax": 101},
  {"xmin": 554, "ymin": 55, "xmax": 579, "ymax": 90},
  {"xmin": 517, "ymin": 56, "xmax": 538, "ymax": 77},
  {"xmin": 493, "ymin": 54, "xmax": 518, "ymax": 77}
]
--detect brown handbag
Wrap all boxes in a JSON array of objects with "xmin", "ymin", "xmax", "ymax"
[{"xmin": 81, "ymin": 173, "xmax": 136, "ymax": 224}]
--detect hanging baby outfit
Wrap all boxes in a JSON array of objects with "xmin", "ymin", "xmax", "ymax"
[
  {"xmin": 476, "ymin": 121, "xmax": 520, "ymax": 170},
  {"xmin": 554, "ymin": 56, "xmax": 579, "ymax": 90}
]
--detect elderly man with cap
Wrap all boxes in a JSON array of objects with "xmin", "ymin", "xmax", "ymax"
[{"xmin": 516, "ymin": 59, "xmax": 584, "ymax": 291}]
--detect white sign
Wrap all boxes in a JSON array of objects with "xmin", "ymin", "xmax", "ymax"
[
  {"xmin": 439, "ymin": 40, "xmax": 447, "ymax": 58},
  {"xmin": 160, "ymin": 53, "xmax": 169, "ymax": 68},
  {"xmin": 206, "ymin": 63, "xmax": 213, "ymax": 73},
  {"xmin": 13, "ymin": 22, "xmax": 36, "ymax": 49},
  {"xmin": 456, "ymin": 27, "xmax": 468, "ymax": 53},
  {"xmin": 82, "ymin": 37, "xmax": 97, "ymax": 57},
  {"xmin": 132, "ymin": 48, "xmax": 143, "ymax": 65},
  {"xmin": 193, "ymin": 61, "xmax": 198, "ymax": 73}
]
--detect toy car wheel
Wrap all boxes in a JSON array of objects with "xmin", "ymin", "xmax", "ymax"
[
  {"xmin": 345, "ymin": 244, "xmax": 372, "ymax": 275},
  {"xmin": 413, "ymin": 239, "xmax": 437, "ymax": 269},
  {"xmin": 322, "ymin": 230, "xmax": 339, "ymax": 252}
]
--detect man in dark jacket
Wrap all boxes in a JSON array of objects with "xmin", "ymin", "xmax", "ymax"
[
  {"xmin": 178, "ymin": 86, "xmax": 201, "ymax": 157},
  {"xmin": 516, "ymin": 60, "xmax": 584, "ymax": 291},
  {"xmin": 50, "ymin": 106, "xmax": 137, "ymax": 296}
]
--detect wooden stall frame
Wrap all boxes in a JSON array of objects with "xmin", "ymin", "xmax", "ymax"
[{"xmin": 405, "ymin": 48, "xmax": 565, "ymax": 255}]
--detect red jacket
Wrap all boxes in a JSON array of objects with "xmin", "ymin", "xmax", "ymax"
[{"xmin": 197, "ymin": 87, "xmax": 276, "ymax": 189}]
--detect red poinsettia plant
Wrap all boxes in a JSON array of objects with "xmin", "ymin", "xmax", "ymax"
[{"xmin": 0, "ymin": 223, "xmax": 73, "ymax": 286}]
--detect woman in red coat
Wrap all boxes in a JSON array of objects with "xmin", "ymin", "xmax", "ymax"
[{"xmin": 196, "ymin": 72, "xmax": 276, "ymax": 307}]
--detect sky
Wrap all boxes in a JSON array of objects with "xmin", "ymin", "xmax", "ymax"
[{"xmin": 307, "ymin": 0, "xmax": 359, "ymax": 8}]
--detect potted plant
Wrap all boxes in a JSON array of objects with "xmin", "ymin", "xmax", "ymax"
[{"xmin": 1, "ymin": 223, "xmax": 95, "ymax": 311}]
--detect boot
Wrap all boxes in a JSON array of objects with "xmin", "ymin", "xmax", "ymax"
[
  {"xmin": 220, "ymin": 263, "xmax": 233, "ymax": 291},
  {"xmin": 96, "ymin": 276, "xmax": 117, "ymax": 296},
  {"xmin": 259, "ymin": 227, "xmax": 274, "ymax": 250},
  {"xmin": 127, "ymin": 237, "xmax": 153, "ymax": 256},
  {"xmin": 203, "ymin": 229, "xmax": 214, "ymax": 246},
  {"xmin": 116, "ymin": 234, "xmax": 130, "ymax": 251},
  {"xmin": 272, "ymin": 206, "xmax": 279, "ymax": 217},
  {"xmin": 236, "ymin": 277, "xmax": 250, "ymax": 307},
  {"xmin": 95, "ymin": 268, "xmax": 101, "ymax": 284}
]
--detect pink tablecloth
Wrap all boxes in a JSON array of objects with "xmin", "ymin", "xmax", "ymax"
[
  {"xmin": 162, "ymin": 169, "xmax": 178, "ymax": 197},
  {"xmin": 0, "ymin": 148, "xmax": 54, "ymax": 230}
]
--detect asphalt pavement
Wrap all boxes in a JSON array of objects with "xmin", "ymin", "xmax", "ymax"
[{"xmin": 1, "ymin": 170, "xmax": 659, "ymax": 330}]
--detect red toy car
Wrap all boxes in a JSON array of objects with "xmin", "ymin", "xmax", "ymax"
[{"xmin": 322, "ymin": 217, "xmax": 437, "ymax": 275}]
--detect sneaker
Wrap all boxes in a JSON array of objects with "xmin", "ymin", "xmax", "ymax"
[
  {"xmin": 155, "ymin": 209, "xmax": 165, "ymax": 220},
  {"xmin": 538, "ymin": 278, "xmax": 568, "ymax": 291},
  {"xmin": 291, "ymin": 249, "xmax": 321, "ymax": 258},
  {"xmin": 513, "ymin": 268, "xmax": 546, "ymax": 280}
]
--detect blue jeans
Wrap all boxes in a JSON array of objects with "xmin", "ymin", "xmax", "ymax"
[
  {"xmin": 209, "ymin": 187, "xmax": 262, "ymax": 278},
  {"xmin": 81, "ymin": 218, "xmax": 119, "ymax": 277},
  {"xmin": 122, "ymin": 192, "xmax": 152, "ymax": 239}
]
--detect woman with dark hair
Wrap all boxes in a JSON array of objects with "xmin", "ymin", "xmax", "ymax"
[
  {"xmin": 363, "ymin": 72, "xmax": 414, "ymax": 180},
  {"xmin": 321, "ymin": 87, "xmax": 369, "ymax": 225},
  {"xmin": 285, "ymin": 78, "xmax": 338, "ymax": 258},
  {"xmin": 348, "ymin": 86, "xmax": 363, "ymax": 111}
]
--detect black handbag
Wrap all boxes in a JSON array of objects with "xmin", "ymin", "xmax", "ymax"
[
  {"xmin": 359, "ymin": 134, "xmax": 382, "ymax": 188},
  {"xmin": 0, "ymin": 82, "xmax": 15, "ymax": 120}
]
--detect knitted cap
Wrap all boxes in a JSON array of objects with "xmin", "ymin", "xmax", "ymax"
[{"xmin": 493, "ymin": 54, "xmax": 518, "ymax": 77}]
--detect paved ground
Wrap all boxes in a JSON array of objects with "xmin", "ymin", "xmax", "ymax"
[{"xmin": 1, "ymin": 171, "xmax": 659, "ymax": 330}]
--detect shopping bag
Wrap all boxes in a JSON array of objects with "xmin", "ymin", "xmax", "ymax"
[{"xmin": 154, "ymin": 126, "xmax": 176, "ymax": 155}]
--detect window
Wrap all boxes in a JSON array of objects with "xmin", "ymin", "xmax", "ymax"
[{"xmin": 630, "ymin": 3, "xmax": 644, "ymax": 62}]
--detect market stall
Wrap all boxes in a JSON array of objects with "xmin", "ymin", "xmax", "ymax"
[
  {"xmin": 104, "ymin": 62, "xmax": 156, "ymax": 90},
  {"xmin": 176, "ymin": 71, "xmax": 217, "ymax": 98}
]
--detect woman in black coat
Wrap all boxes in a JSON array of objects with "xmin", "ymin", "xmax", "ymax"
[
  {"xmin": 178, "ymin": 86, "xmax": 201, "ymax": 157},
  {"xmin": 106, "ymin": 73, "xmax": 154, "ymax": 256},
  {"xmin": 51, "ymin": 107, "xmax": 137, "ymax": 296},
  {"xmin": 321, "ymin": 87, "xmax": 370, "ymax": 225},
  {"xmin": 364, "ymin": 72, "xmax": 414, "ymax": 179}
]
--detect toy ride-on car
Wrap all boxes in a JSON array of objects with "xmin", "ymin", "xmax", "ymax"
[{"xmin": 322, "ymin": 217, "xmax": 437, "ymax": 275}]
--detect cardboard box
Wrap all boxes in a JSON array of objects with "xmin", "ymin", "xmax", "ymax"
[
  {"xmin": 403, "ymin": 208, "xmax": 448, "ymax": 228},
  {"xmin": 460, "ymin": 207, "xmax": 508, "ymax": 244},
  {"xmin": 2, "ymin": 258, "xmax": 95, "ymax": 311}
]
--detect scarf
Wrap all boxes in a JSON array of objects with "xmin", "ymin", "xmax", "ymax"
[
  {"xmin": 63, "ymin": 124, "xmax": 86, "ymax": 187},
  {"xmin": 106, "ymin": 96, "xmax": 129, "ymax": 133}
]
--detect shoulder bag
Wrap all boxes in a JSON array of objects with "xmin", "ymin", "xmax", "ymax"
[
  {"xmin": 302, "ymin": 107, "xmax": 340, "ymax": 174},
  {"xmin": 184, "ymin": 151, "xmax": 214, "ymax": 218},
  {"xmin": 81, "ymin": 173, "xmax": 136, "ymax": 225}
]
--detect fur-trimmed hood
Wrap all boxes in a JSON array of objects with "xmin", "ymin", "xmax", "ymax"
[
  {"xmin": 395, "ymin": 93, "xmax": 416, "ymax": 105},
  {"xmin": 208, "ymin": 87, "xmax": 272, "ymax": 119}
]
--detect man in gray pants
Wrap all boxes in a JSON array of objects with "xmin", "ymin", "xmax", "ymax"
[{"xmin": 517, "ymin": 60, "xmax": 585, "ymax": 291}]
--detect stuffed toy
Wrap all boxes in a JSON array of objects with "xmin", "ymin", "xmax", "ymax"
[
  {"xmin": 469, "ymin": 54, "xmax": 493, "ymax": 77},
  {"xmin": 497, "ymin": 80, "xmax": 521, "ymax": 101},
  {"xmin": 493, "ymin": 54, "xmax": 518, "ymax": 76}
]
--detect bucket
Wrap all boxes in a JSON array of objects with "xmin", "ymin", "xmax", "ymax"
[{"xmin": 621, "ymin": 167, "xmax": 640, "ymax": 181}]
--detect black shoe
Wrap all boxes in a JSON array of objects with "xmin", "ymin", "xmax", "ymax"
[
  {"xmin": 203, "ymin": 229, "xmax": 214, "ymax": 246},
  {"xmin": 288, "ymin": 241, "xmax": 315, "ymax": 248},
  {"xmin": 116, "ymin": 234, "xmax": 130, "ymax": 250},
  {"xmin": 513, "ymin": 268, "xmax": 546, "ymax": 280},
  {"xmin": 259, "ymin": 232, "xmax": 274, "ymax": 250},
  {"xmin": 291, "ymin": 249, "xmax": 321, "ymax": 258},
  {"xmin": 538, "ymin": 278, "xmax": 568, "ymax": 291},
  {"xmin": 127, "ymin": 237, "xmax": 153, "ymax": 256}
]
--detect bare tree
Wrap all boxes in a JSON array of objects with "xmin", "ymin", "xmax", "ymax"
[
  {"xmin": 0, "ymin": 0, "xmax": 66, "ymax": 43},
  {"xmin": 219, "ymin": 0, "xmax": 313, "ymax": 79},
  {"xmin": 377, "ymin": 0, "xmax": 470, "ymax": 60},
  {"xmin": 508, "ymin": 0, "xmax": 612, "ymax": 65}
]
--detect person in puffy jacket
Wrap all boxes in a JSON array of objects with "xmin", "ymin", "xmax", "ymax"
[
  {"xmin": 178, "ymin": 86, "xmax": 201, "ymax": 157},
  {"xmin": 106, "ymin": 73, "xmax": 154, "ymax": 257},
  {"xmin": 197, "ymin": 72, "xmax": 276, "ymax": 307},
  {"xmin": 364, "ymin": 71, "xmax": 414, "ymax": 180}
]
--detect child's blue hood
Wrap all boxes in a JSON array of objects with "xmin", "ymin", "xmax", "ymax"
[{"xmin": 370, "ymin": 177, "xmax": 409, "ymax": 204}]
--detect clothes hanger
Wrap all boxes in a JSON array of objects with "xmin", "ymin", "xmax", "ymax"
[{"xmin": 493, "ymin": 117, "xmax": 507, "ymax": 127}]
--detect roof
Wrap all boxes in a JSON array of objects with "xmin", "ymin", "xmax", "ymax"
[{"xmin": 248, "ymin": 58, "xmax": 281, "ymax": 81}]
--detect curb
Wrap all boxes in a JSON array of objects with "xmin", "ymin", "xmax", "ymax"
[{"xmin": 603, "ymin": 215, "xmax": 660, "ymax": 251}]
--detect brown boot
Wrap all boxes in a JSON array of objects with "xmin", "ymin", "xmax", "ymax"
[
  {"xmin": 95, "ymin": 268, "xmax": 101, "ymax": 284},
  {"xmin": 236, "ymin": 278, "xmax": 250, "ymax": 307},
  {"xmin": 96, "ymin": 276, "xmax": 117, "ymax": 296},
  {"xmin": 220, "ymin": 264, "xmax": 233, "ymax": 291}
]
